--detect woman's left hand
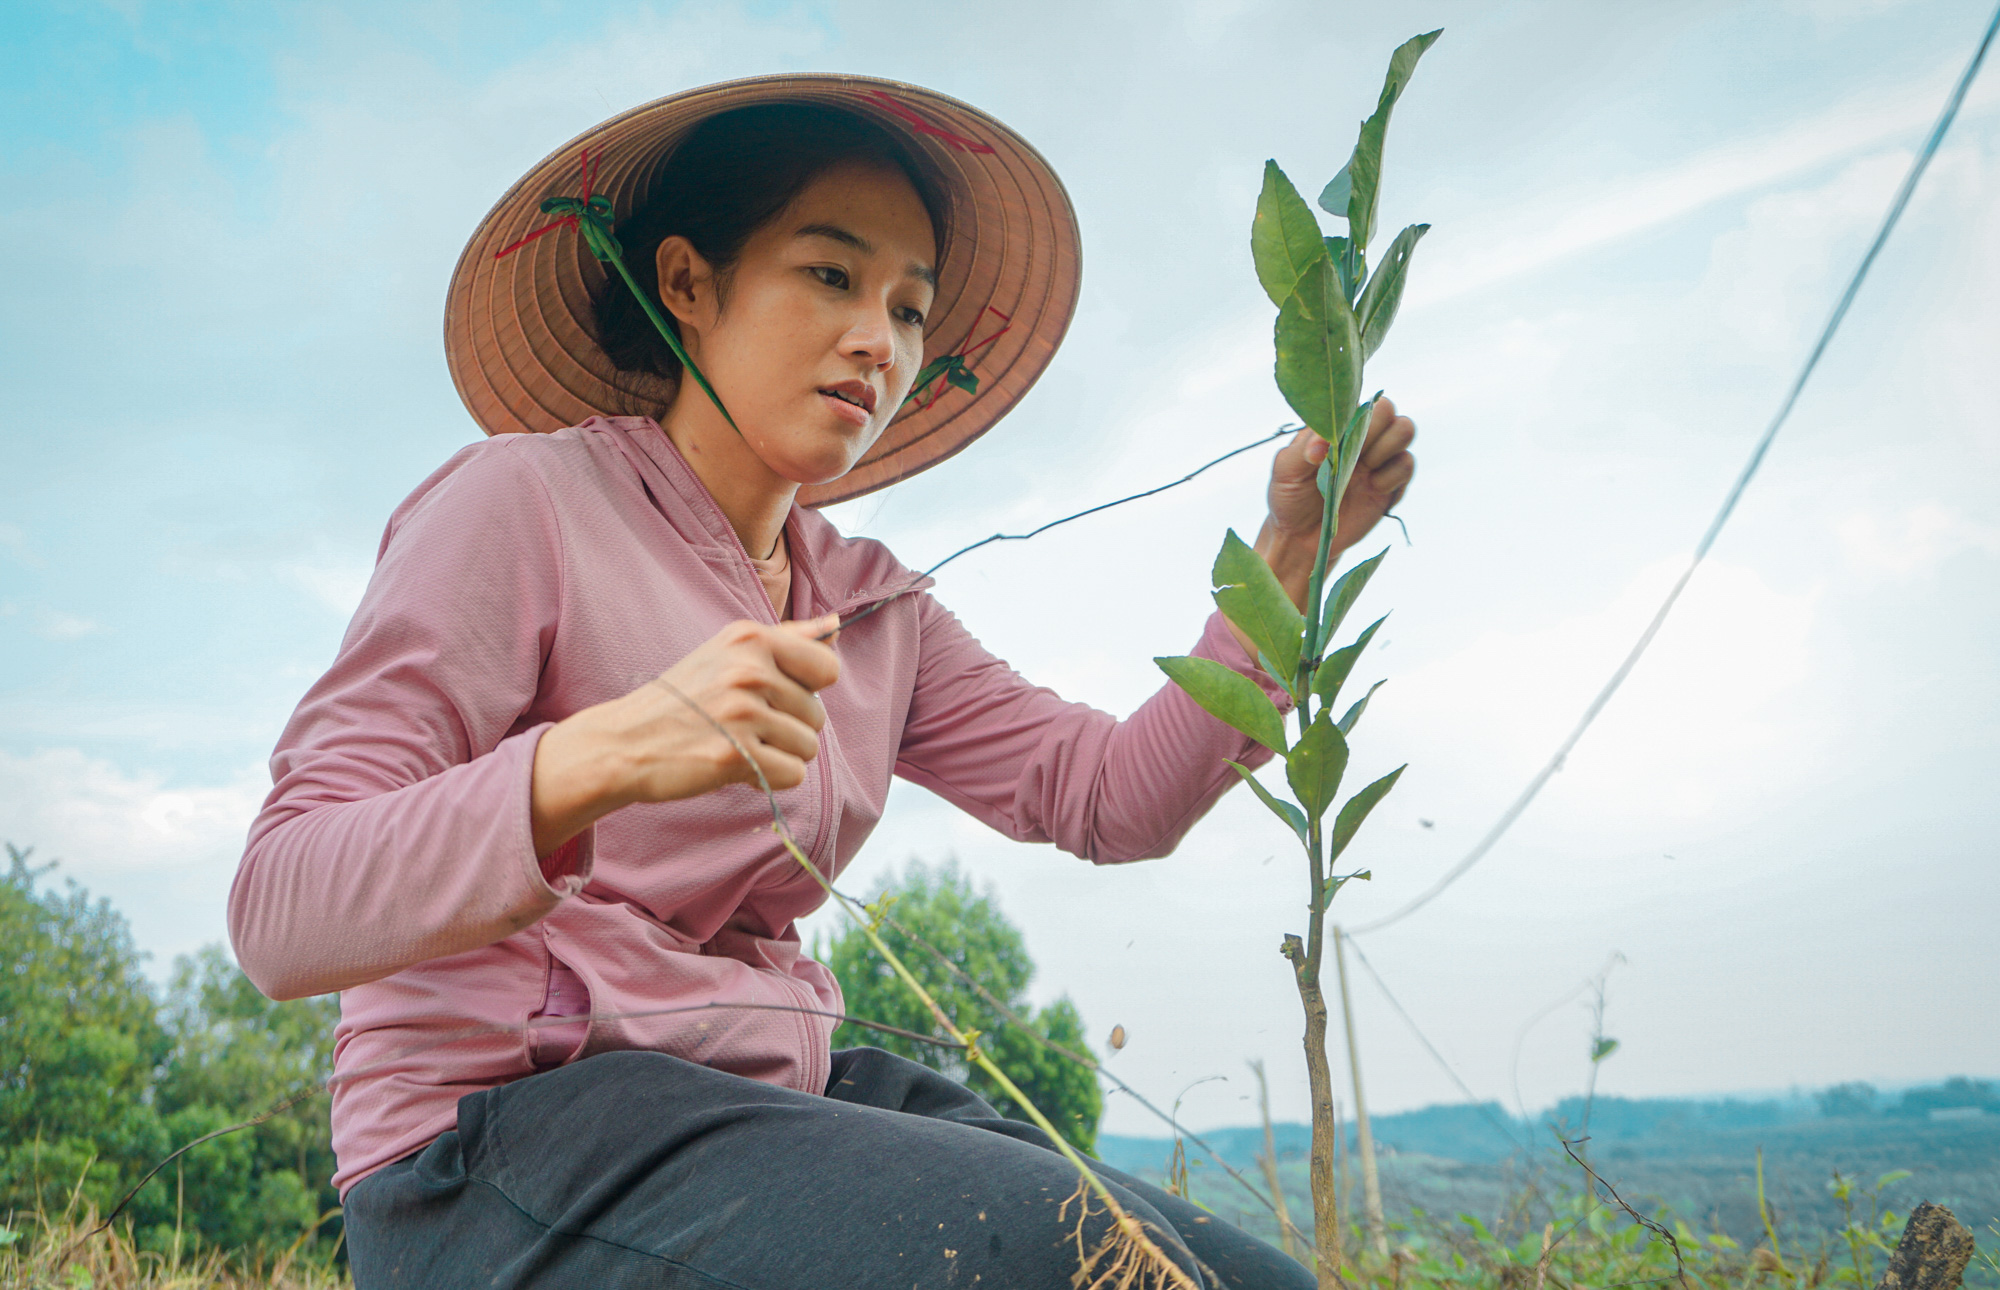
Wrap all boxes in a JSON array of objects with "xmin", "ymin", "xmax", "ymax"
[{"xmin": 1254, "ymin": 396, "xmax": 1417, "ymax": 611}]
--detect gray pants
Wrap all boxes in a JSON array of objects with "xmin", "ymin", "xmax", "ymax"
[{"xmin": 343, "ymin": 1047, "xmax": 1312, "ymax": 1289}]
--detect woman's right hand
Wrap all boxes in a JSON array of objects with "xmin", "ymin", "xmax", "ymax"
[{"xmin": 529, "ymin": 615, "xmax": 843, "ymax": 859}]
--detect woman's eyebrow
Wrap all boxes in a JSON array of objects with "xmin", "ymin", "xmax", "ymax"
[
  {"xmin": 796, "ymin": 222, "xmax": 872, "ymax": 254},
  {"xmin": 796, "ymin": 222, "xmax": 936, "ymax": 288}
]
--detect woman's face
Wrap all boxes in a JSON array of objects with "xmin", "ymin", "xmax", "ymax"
[{"xmin": 662, "ymin": 159, "xmax": 940, "ymax": 490}]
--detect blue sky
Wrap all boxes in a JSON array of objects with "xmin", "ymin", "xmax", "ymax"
[{"xmin": 3, "ymin": 0, "xmax": 1997, "ymax": 1134}]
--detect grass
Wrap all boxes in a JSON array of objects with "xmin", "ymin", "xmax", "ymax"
[
  {"xmin": 6, "ymin": 1136, "xmax": 1994, "ymax": 1288},
  {"xmin": 0, "ymin": 1203, "xmax": 348, "ymax": 1290},
  {"xmin": 1153, "ymin": 1150, "xmax": 2000, "ymax": 1290}
]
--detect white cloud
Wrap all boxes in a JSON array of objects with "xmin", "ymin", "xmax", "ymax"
[
  {"xmin": 0, "ymin": 522, "xmax": 34, "ymax": 567},
  {"xmin": 0, "ymin": 747, "xmax": 271, "ymax": 973},
  {"xmin": 0, "ymin": 747, "xmax": 266, "ymax": 873},
  {"xmin": 1690, "ymin": 150, "xmax": 1916, "ymax": 362},
  {"xmin": 30, "ymin": 608, "xmax": 100, "ymax": 640},
  {"xmin": 1838, "ymin": 503, "xmax": 2000, "ymax": 577},
  {"xmin": 1410, "ymin": 67, "xmax": 2000, "ymax": 309},
  {"xmin": 1389, "ymin": 557, "xmax": 1825, "ymax": 834},
  {"xmin": 287, "ymin": 555, "xmax": 374, "ymax": 617}
]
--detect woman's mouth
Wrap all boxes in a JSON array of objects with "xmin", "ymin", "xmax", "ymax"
[{"xmin": 818, "ymin": 383, "xmax": 876, "ymax": 429}]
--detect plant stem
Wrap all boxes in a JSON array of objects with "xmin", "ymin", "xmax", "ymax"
[
  {"xmin": 1298, "ymin": 461, "xmax": 1343, "ymax": 699},
  {"xmin": 776, "ymin": 831, "xmax": 1199, "ymax": 1290},
  {"xmin": 1756, "ymin": 1147, "xmax": 1791, "ymax": 1279},
  {"xmin": 1285, "ymin": 812, "xmax": 1348, "ymax": 1288}
]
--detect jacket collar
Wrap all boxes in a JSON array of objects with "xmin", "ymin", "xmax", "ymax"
[{"xmin": 584, "ymin": 416, "xmax": 934, "ymax": 619}]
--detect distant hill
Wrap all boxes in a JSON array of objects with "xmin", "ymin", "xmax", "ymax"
[
  {"xmin": 1099, "ymin": 1098, "xmax": 1525, "ymax": 1173},
  {"xmin": 1095, "ymin": 1081, "xmax": 2000, "ymax": 1252}
]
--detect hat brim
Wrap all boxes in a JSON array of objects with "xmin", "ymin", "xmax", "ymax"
[{"xmin": 444, "ymin": 73, "xmax": 1081, "ymax": 508}]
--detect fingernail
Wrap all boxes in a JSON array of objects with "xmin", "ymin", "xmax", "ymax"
[{"xmin": 1306, "ymin": 437, "xmax": 1329, "ymax": 462}]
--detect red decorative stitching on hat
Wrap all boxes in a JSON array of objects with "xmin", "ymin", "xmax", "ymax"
[
  {"xmin": 494, "ymin": 147, "xmax": 607, "ymax": 259},
  {"xmin": 907, "ymin": 306, "xmax": 1013, "ymax": 412},
  {"xmin": 859, "ymin": 90, "xmax": 997, "ymax": 155}
]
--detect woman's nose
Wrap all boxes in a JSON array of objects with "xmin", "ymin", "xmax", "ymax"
[{"xmin": 842, "ymin": 304, "xmax": 896, "ymax": 369}]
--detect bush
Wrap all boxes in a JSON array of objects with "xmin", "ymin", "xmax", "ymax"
[{"xmin": 823, "ymin": 859, "xmax": 1105, "ymax": 1153}]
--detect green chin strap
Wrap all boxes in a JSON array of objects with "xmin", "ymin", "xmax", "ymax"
[{"xmin": 539, "ymin": 192, "xmax": 739, "ymax": 430}]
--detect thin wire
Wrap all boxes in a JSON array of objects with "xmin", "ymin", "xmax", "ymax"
[
  {"xmin": 1508, "ymin": 978, "xmax": 1594, "ymax": 1124},
  {"xmin": 1344, "ymin": 937, "xmax": 1527, "ymax": 1151},
  {"xmin": 826, "ymin": 427, "xmax": 1295, "ymax": 636},
  {"xmin": 1351, "ymin": 3, "xmax": 2000, "ymax": 935}
]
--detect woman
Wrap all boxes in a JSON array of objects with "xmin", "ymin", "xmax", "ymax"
[{"xmin": 229, "ymin": 76, "xmax": 1415, "ymax": 1288}]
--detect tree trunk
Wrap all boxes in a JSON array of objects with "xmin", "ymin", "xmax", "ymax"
[{"xmin": 1286, "ymin": 933, "xmax": 1344, "ymax": 1289}]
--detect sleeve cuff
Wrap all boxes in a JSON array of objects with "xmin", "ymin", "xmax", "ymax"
[{"xmin": 521, "ymin": 723, "xmax": 594, "ymax": 900}]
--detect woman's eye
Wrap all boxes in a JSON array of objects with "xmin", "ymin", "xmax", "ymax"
[
  {"xmin": 897, "ymin": 307, "xmax": 926, "ymax": 328},
  {"xmin": 810, "ymin": 265, "xmax": 850, "ymax": 290}
]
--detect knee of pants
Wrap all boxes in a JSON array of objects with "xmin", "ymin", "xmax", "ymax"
[{"xmin": 827, "ymin": 1045, "xmax": 1005, "ymax": 1122}]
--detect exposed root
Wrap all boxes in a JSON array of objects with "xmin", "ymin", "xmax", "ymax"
[{"xmin": 1059, "ymin": 1179, "xmax": 1202, "ymax": 1290}]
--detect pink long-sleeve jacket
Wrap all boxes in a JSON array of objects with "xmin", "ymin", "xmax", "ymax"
[{"xmin": 229, "ymin": 416, "xmax": 1288, "ymax": 1194}]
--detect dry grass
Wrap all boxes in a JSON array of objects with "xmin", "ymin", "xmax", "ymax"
[{"xmin": 0, "ymin": 1205, "xmax": 349, "ymax": 1290}]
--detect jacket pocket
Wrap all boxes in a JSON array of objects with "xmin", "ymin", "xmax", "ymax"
[{"xmin": 528, "ymin": 939, "xmax": 591, "ymax": 1070}]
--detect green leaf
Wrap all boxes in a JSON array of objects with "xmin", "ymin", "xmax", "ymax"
[
  {"xmin": 1155, "ymin": 655, "xmax": 1288, "ymax": 754},
  {"xmin": 1329, "ymin": 764, "xmax": 1405, "ymax": 861},
  {"xmin": 1228, "ymin": 761, "xmax": 1308, "ymax": 847},
  {"xmin": 1317, "ymin": 164, "xmax": 1352, "ymax": 217},
  {"xmin": 1337, "ymin": 679, "xmax": 1386, "ymax": 736},
  {"xmin": 1323, "ymin": 235, "xmax": 1360, "ymax": 301},
  {"xmin": 1378, "ymin": 28, "xmax": 1445, "ymax": 110},
  {"xmin": 1345, "ymin": 29, "xmax": 1442, "ymax": 253},
  {"xmin": 1313, "ymin": 614, "xmax": 1387, "ymax": 710},
  {"xmin": 1591, "ymin": 1037, "xmax": 1620, "ymax": 1063},
  {"xmin": 1285, "ymin": 712, "xmax": 1349, "ymax": 822},
  {"xmin": 1329, "ymin": 396, "xmax": 1376, "ymax": 535},
  {"xmin": 1356, "ymin": 223, "xmax": 1428, "ymax": 361},
  {"xmin": 1211, "ymin": 529, "xmax": 1304, "ymax": 688},
  {"xmin": 1321, "ymin": 867, "xmax": 1372, "ymax": 905},
  {"xmin": 1252, "ymin": 161, "xmax": 1330, "ymax": 308},
  {"xmin": 1317, "ymin": 548, "xmax": 1388, "ymax": 654},
  {"xmin": 1876, "ymin": 1170, "xmax": 1912, "ymax": 1189},
  {"xmin": 1273, "ymin": 257, "xmax": 1361, "ymax": 440}
]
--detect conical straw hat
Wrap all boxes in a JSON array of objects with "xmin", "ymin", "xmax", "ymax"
[{"xmin": 444, "ymin": 73, "xmax": 1081, "ymax": 508}]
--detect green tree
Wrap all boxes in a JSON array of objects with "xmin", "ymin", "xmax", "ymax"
[
  {"xmin": 824, "ymin": 860, "xmax": 1104, "ymax": 1154},
  {"xmin": 152, "ymin": 946, "xmax": 341, "ymax": 1256},
  {"xmin": 0, "ymin": 845, "xmax": 171, "ymax": 1222},
  {"xmin": 1816, "ymin": 1081, "xmax": 1878, "ymax": 1119},
  {"xmin": 0, "ymin": 844, "xmax": 341, "ymax": 1264},
  {"xmin": 1892, "ymin": 1076, "xmax": 1996, "ymax": 1118}
]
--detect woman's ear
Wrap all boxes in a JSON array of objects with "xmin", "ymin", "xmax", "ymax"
[{"xmin": 654, "ymin": 235, "xmax": 717, "ymax": 334}]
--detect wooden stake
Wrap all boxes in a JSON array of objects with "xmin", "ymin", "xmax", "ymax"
[{"xmin": 1334, "ymin": 927, "xmax": 1388, "ymax": 1257}]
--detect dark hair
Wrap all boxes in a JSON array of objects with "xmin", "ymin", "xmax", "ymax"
[{"xmin": 592, "ymin": 102, "xmax": 954, "ymax": 403}]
